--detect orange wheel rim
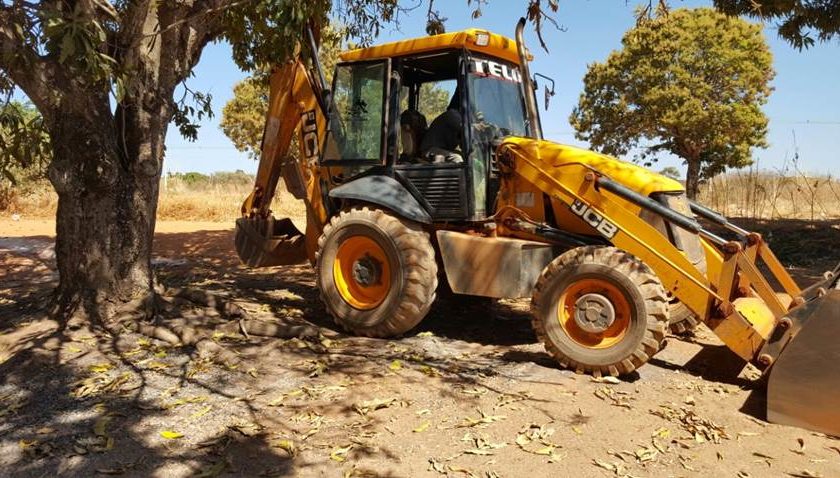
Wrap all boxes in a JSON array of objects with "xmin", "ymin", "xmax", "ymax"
[
  {"xmin": 333, "ymin": 236, "xmax": 391, "ymax": 310},
  {"xmin": 556, "ymin": 278, "xmax": 632, "ymax": 349}
]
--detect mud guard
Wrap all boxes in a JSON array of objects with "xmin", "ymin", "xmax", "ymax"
[
  {"xmin": 765, "ymin": 290, "xmax": 840, "ymax": 436},
  {"xmin": 329, "ymin": 175, "xmax": 432, "ymax": 224},
  {"xmin": 437, "ymin": 230, "xmax": 556, "ymax": 298}
]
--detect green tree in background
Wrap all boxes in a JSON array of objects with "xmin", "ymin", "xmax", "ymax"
[
  {"xmin": 658, "ymin": 166, "xmax": 681, "ymax": 181},
  {"xmin": 570, "ymin": 7, "xmax": 774, "ymax": 199},
  {"xmin": 0, "ymin": 101, "xmax": 50, "ymax": 208},
  {"xmin": 0, "ymin": 101, "xmax": 50, "ymax": 184}
]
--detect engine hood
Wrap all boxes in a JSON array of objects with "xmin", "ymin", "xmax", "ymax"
[{"xmin": 502, "ymin": 137, "xmax": 684, "ymax": 197}]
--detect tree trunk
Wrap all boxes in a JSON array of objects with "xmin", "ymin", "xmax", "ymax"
[
  {"xmin": 684, "ymin": 156, "xmax": 701, "ymax": 200},
  {"xmin": 46, "ymin": 95, "xmax": 168, "ymax": 322}
]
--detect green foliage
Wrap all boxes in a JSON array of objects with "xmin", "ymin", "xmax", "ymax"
[
  {"xmin": 416, "ymin": 83, "xmax": 452, "ymax": 122},
  {"xmin": 570, "ymin": 8, "xmax": 774, "ymax": 197},
  {"xmin": 220, "ymin": 29, "xmax": 343, "ymax": 159},
  {"xmin": 713, "ymin": 0, "xmax": 840, "ymax": 50},
  {"xmin": 0, "ymin": 101, "xmax": 50, "ymax": 185},
  {"xmin": 173, "ymin": 85, "xmax": 214, "ymax": 143}
]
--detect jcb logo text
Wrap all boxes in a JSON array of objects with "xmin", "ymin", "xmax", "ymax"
[{"xmin": 570, "ymin": 200, "xmax": 618, "ymax": 239}]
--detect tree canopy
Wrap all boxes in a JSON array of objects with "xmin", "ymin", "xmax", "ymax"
[
  {"xmin": 713, "ymin": 0, "xmax": 840, "ymax": 50},
  {"xmin": 570, "ymin": 7, "xmax": 774, "ymax": 198}
]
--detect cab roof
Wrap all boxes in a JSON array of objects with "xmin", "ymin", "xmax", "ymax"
[{"xmin": 338, "ymin": 29, "xmax": 523, "ymax": 65}]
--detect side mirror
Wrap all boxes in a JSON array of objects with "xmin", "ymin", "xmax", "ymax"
[{"xmin": 533, "ymin": 73, "xmax": 556, "ymax": 110}]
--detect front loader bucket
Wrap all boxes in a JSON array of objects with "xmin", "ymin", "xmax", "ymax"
[
  {"xmin": 766, "ymin": 290, "xmax": 840, "ymax": 436},
  {"xmin": 235, "ymin": 216, "xmax": 307, "ymax": 267}
]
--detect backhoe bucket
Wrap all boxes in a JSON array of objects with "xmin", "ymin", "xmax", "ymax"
[
  {"xmin": 766, "ymin": 290, "xmax": 840, "ymax": 436},
  {"xmin": 235, "ymin": 216, "xmax": 307, "ymax": 267}
]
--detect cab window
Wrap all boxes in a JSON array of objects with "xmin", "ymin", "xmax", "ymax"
[{"xmin": 324, "ymin": 61, "xmax": 388, "ymax": 163}]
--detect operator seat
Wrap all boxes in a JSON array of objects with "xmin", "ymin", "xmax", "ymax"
[{"xmin": 399, "ymin": 109, "xmax": 427, "ymax": 162}]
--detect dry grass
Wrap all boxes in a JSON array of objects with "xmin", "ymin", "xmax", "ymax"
[
  {"xmin": 5, "ymin": 168, "xmax": 840, "ymax": 223},
  {"xmin": 698, "ymin": 169, "xmax": 840, "ymax": 220},
  {"xmin": 1, "ymin": 176, "xmax": 307, "ymax": 222}
]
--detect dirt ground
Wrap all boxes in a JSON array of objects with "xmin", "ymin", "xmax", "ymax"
[{"xmin": 2, "ymin": 217, "xmax": 840, "ymax": 478}]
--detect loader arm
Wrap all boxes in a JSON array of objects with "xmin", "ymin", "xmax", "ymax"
[
  {"xmin": 501, "ymin": 138, "xmax": 840, "ymax": 435},
  {"xmin": 500, "ymin": 138, "xmax": 789, "ymax": 360},
  {"xmin": 235, "ymin": 59, "xmax": 330, "ymax": 266}
]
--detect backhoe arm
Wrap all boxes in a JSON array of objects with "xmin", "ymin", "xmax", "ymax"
[
  {"xmin": 235, "ymin": 59, "xmax": 330, "ymax": 266},
  {"xmin": 241, "ymin": 60, "xmax": 328, "ymax": 222}
]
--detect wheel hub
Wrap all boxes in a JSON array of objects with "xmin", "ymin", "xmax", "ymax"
[
  {"xmin": 573, "ymin": 293, "xmax": 616, "ymax": 333},
  {"xmin": 352, "ymin": 254, "xmax": 382, "ymax": 287}
]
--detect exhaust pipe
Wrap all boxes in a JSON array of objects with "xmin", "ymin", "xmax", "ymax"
[{"xmin": 515, "ymin": 18, "xmax": 542, "ymax": 139}]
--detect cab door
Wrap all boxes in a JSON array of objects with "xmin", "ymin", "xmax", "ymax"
[{"xmin": 322, "ymin": 60, "xmax": 391, "ymax": 172}]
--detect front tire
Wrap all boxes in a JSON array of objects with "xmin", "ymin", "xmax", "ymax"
[
  {"xmin": 316, "ymin": 207, "xmax": 438, "ymax": 337},
  {"xmin": 667, "ymin": 298, "xmax": 700, "ymax": 335},
  {"xmin": 530, "ymin": 246, "xmax": 669, "ymax": 377}
]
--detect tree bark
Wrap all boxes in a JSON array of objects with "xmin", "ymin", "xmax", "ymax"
[
  {"xmin": 684, "ymin": 156, "xmax": 701, "ymax": 200},
  {"xmin": 46, "ymin": 92, "xmax": 169, "ymax": 321}
]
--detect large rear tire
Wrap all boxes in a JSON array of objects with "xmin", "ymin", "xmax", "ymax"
[
  {"xmin": 316, "ymin": 207, "xmax": 438, "ymax": 338},
  {"xmin": 530, "ymin": 246, "xmax": 669, "ymax": 377}
]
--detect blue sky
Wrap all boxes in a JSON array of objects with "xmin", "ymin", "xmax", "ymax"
[{"xmin": 166, "ymin": 0, "xmax": 840, "ymax": 176}]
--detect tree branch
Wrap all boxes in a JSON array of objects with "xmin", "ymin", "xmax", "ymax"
[{"xmin": 0, "ymin": 7, "xmax": 63, "ymax": 117}]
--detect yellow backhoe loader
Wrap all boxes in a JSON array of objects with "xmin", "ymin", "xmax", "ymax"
[{"xmin": 235, "ymin": 21, "xmax": 840, "ymax": 436}]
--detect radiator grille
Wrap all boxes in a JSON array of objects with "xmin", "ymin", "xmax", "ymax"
[{"xmin": 408, "ymin": 175, "xmax": 465, "ymax": 217}]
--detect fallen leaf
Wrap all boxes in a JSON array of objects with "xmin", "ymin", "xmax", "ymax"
[
  {"xmin": 459, "ymin": 409, "xmax": 506, "ymax": 428},
  {"xmin": 89, "ymin": 363, "xmax": 115, "ymax": 374},
  {"xmin": 461, "ymin": 388, "xmax": 488, "ymax": 396},
  {"xmin": 272, "ymin": 439, "xmax": 296, "ymax": 456},
  {"xmin": 95, "ymin": 468, "xmax": 125, "ymax": 475},
  {"xmin": 93, "ymin": 416, "xmax": 111, "ymax": 437},
  {"xmin": 388, "ymin": 360, "xmax": 403, "ymax": 372},
  {"xmin": 160, "ymin": 430, "xmax": 183, "ymax": 440},
  {"xmin": 428, "ymin": 458, "xmax": 446, "ymax": 474},
  {"xmin": 464, "ymin": 448, "xmax": 494, "ymax": 456},
  {"xmin": 145, "ymin": 361, "xmax": 169, "ymax": 371},
  {"xmin": 190, "ymin": 406, "xmax": 212, "ymax": 420},
  {"xmin": 533, "ymin": 445, "xmax": 555, "ymax": 456},
  {"xmin": 419, "ymin": 365, "xmax": 442, "ymax": 377},
  {"xmin": 592, "ymin": 458, "xmax": 616, "ymax": 472},
  {"xmin": 448, "ymin": 465, "xmax": 477, "ymax": 477},
  {"xmin": 790, "ymin": 471, "xmax": 822, "ymax": 478},
  {"xmin": 635, "ymin": 446, "xmax": 659, "ymax": 463},
  {"xmin": 413, "ymin": 421, "xmax": 431, "ymax": 433},
  {"xmin": 354, "ymin": 397, "xmax": 398, "ymax": 415},
  {"xmin": 330, "ymin": 444, "xmax": 353, "ymax": 462}
]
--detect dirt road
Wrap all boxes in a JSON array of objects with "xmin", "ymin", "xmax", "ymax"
[{"xmin": 1, "ymin": 218, "xmax": 839, "ymax": 477}]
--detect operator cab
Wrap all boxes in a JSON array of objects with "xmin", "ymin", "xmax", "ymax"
[{"xmin": 321, "ymin": 30, "xmax": 535, "ymax": 222}]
